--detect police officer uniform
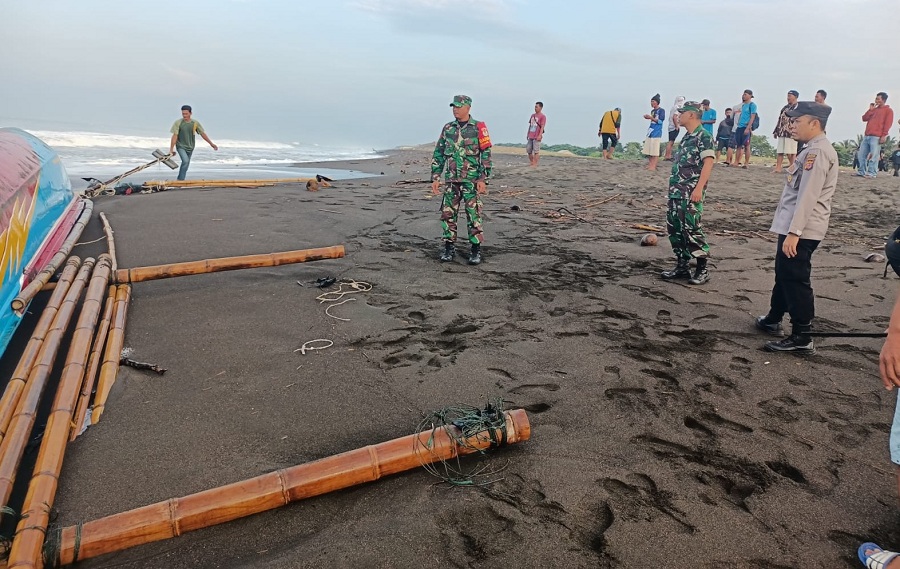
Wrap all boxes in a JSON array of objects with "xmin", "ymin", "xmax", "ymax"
[{"xmin": 755, "ymin": 102, "xmax": 837, "ymax": 354}]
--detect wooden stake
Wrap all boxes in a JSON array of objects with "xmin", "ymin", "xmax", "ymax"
[
  {"xmin": 0, "ymin": 258, "xmax": 95, "ymax": 516},
  {"xmin": 12, "ymin": 199, "xmax": 93, "ymax": 314},
  {"xmin": 50, "ymin": 409, "xmax": 530, "ymax": 566},
  {"xmin": 0, "ymin": 258, "xmax": 81, "ymax": 445},
  {"xmin": 90, "ymin": 285, "xmax": 131, "ymax": 425},
  {"xmin": 113, "ymin": 245, "xmax": 345, "ymax": 284},
  {"xmin": 7, "ymin": 255, "xmax": 112, "ymax": 568}
]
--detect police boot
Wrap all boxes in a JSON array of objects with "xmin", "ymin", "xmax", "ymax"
[
  {"xmin": 764, "ymin": 322, "xmax": 815, "ymax": 355},
  {"xmin": 688, "ymin": 257, "xmax": 710, "ymax": 285},
  {"xmin": 660, "ymin": 258, "xmax": 690, "ymax": 280},
  {"xmin": 468, "ymin": 243, "xmax": 482, "ymax": 265},
  {"xmin": 439, "ymin": 242, "xmax": 455, "ymax": 262}
]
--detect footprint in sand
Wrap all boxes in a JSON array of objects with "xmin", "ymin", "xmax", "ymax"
[{"xmin": 656, "ymin": 309, "xmax": 672, "ymax": 324}]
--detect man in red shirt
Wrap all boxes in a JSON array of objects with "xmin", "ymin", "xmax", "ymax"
[{"xmin": 857, "ymin": 92, "xmax": 894, "ymax": 178}]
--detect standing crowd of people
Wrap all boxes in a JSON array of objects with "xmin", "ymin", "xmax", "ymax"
[{"xmin": 425, "ymin": 90, "xmax": 900, "ymax": 567}]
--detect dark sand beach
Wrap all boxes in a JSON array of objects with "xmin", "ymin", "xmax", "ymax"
[{"xmin": 38, "ymin": 149, "xmax": 900, "ymax": 568}]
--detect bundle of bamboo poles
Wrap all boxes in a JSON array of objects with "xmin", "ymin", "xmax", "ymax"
[
  {"xmin": 141, "ymin": 178, "xmax": 318, "ymax": 191},
  {"xmin": 6, "ymin": 255, "xmax": 112, "ymax": 567},
  {"xmin": 43, "ymin": 409, "xmax": 530, "ymax": 567}
]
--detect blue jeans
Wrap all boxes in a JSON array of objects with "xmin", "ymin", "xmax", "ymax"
[
  {"xmin": 176, "ymin": 147, "xmax": 193, "ymax": 180},
  {"xmin": 857, "ymin": 135, "xmax": 880, "ymax": 177}
]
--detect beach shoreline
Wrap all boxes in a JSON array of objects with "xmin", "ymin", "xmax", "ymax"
[{"xmin": 28, "ymin": 147, "xmax": 900, "ymax": 568}]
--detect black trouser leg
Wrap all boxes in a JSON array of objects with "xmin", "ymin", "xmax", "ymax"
[{"xmin": 769, "ymin": 234, "xmax": 820, "ymax": 329}]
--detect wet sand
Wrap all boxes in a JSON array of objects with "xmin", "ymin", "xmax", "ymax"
[{"xmin": 46, "ymin": 149, "xmax": 900, "ymax": 568}]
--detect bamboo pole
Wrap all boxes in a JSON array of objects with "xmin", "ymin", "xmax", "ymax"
[
  {"xmin": 113, "ymin": 245, "xmax": 345, "ymax": 284},
  {"xmin": 143, "ymin": 178, "xmax": 316, "ymax": 187},
  {"xmin": 70, "ymin": 284, "xmax": 116, "ymax": 441},
  {"xmin": 0, "ymin": 258, "xmax": 95, "ymax": 516},
  {"xmin": 12, "ymin": 199, "xmax": 93, "ymax": 313},
  {"xmin": 0, "ymin": 258, "xmax": 82, "ymax": 444},
  {"xmin": 49, "ymin": 409, "xmax": 530, "ymax": 566},
  {"xmin": 90, "ymin": 285, "xmax": 131, "ymax": 425},
  {"xmin": 98, "ymin": 212, "xmax": 117, "ymax": 274},
  {"xmin": 7, "ymin": 255, "xmax": 112, "ymax": 568}
]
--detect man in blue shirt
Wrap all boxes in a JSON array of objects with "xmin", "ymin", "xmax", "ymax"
[
  {"xmin": 642, "ymin": 93, "xmax": 665, "ymax": 171},
  {"xmin": 733, "ymin": 89, "xmax": 757, "ymax": 169},
  {"xmin": 700, "ymin": 99, "xmax": 716, "ymax": 137}
]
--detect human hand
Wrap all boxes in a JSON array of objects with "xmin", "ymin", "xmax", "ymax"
[
  {"xmin": 744, "ymin": 127, "xmax": 751, "ymax": 135},
  {"xmin": 782, "ymin": 233, "xmax": 800, "ymax": 258},
  {"xmin": 212, "ymin": 144, "xmax": 218, "ymax": 151},
  {"xmin": 690, "ymin": 187, "xmax": 704, "ymax": 203},
  {"xmin": 476, "ymin": 180, "xmax": 487, "ymax": 195},
  {"xmin": 880, "ymin": 331, "xmax": 900, "ymax": 390},
  {"xmin": 643, "ymin": 114, "xmax": 652, "ymax": 120},
  {"xmin": 431, "ymin": 180, "xmax": 441, "ymax": 195},
  {"xmin": 880, "ymin": 136, "xmax": 888, "ymax": 144}
]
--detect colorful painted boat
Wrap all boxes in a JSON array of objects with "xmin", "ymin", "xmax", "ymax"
[{"xmin": 0, "ymin": 127, "xmax": 85, "ymax": 357}]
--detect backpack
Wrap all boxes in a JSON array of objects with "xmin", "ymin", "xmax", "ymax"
[{"xmin": 751, "ymin": 113, "xmax": 760, "ymax": 131}]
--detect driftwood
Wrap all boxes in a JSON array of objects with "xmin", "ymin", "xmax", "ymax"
[
  {"xmin": 631, "ymin": 223, "xmax": 664, "ymax": 232},
  {"xmin": 119, "ymin": 358, "xmax": 167, "ymax": 375},
  {"xmin": 393, "ymin": 179, "xmax": 431, "ymax": 186},
  {"xmin": 48, "ymin": 409, "xmax": 531, "ymax": 566}
]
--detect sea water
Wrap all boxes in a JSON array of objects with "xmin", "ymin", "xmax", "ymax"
[{"xmin": 20, "ymin": 129, "xmax": 382, "ymax": 190}]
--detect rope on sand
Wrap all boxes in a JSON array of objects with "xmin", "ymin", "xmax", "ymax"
[
  {"xmin": 315, "ymin": 280, "xmax": 372, "ymax": 303},
  {"xmin": 294, "ymin": 339, "xmax": 333, "ymax": 355},
  {"xmin": 324, "ymin": 298, "xmax": 357, "ymax": 322}
]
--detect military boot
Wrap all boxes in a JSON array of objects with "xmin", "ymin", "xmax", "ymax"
[
  {"xmin": 468, "ymin": 243, "xmax": 482, "ymax": 265},
  {"xmin": 688, "ymin": 257, "xmax": 710, "ymax": 285},
  {"xmin": 439, "ymin": 242, "xmax": 455, "ymax": 262},
  {"xmin": 764, "ymin": 322, "xmax": 815, "ymax": 355},
  {"xmin": 661, "ymin": 258, "xmax": 690, "ymax": 280}
]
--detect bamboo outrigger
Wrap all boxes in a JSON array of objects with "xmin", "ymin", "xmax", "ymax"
[
  {"xmin": 6, "ymin": 256, "xmax": 112, "ymax": 567},
  {"xmin": 113, "ymin": 245, "xmax": 345, "ymax": 284},
  {"xmin": 45, "ymin": 409, "xmax": 530, "ymax": 567}
]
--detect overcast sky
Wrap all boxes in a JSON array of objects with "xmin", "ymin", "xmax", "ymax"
[{"xmin": 3, "ymin": 0, "xmax": 900, "ymax": 149}]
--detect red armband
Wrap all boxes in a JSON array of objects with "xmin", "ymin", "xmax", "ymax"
[{"xmin": 476, "ymin": 122, "xmax": 492, "ymax": 150}]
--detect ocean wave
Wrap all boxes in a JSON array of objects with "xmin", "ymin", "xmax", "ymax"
[{"xmin": 28, "ymin": 129, "xmax": 298, "ymax": 150}]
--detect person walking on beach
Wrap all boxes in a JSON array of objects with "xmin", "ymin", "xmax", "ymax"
[
  {"xmin": 664, "ymin": 96, "xmax": 685, "ymax": 160},
  {"xmin": 660, "ymin": 102, "xmax": 715, "ymax": 286},
  {"xmin": 526, "ymin": 102, "xmax": 546, "ymax": 167},
  {"xmin": 857, "ymin": 92, "xmax": 894, "ymax": 179},
  {"xmin": 643, "ymin": 94, "xmax": 665, "ymax": 171},
  {"xmin": 431, "ymin": 95, "xmax": 492, "ymax": 265},
  {"xmin": 773, "ymin": 90, "xmax": 800, "ymax": 173},
  {"xmin": 732, "ymin": 90, "xmax": 757, "ymax": 169},
  {"xmin": 598, "ymin": 107, "xmax": 621, "ymax": 159},
  {"xmin": 168, "ymin": 105, "xmax": 217, "ymax": 181},
  {"xmin": 715, "ymin": 107, "xmax": 734, "ymax": 163},
  {"xmin": 700, "ymin": 99, "xmax": 716, "ymax": 137},
  {"xmin": 755, "ymin": 102, "xmax": 837, "ymax": 355}
]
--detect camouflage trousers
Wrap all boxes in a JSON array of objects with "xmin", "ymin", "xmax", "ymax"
[
  {"xmin": 666, "ymin": 197, "xmax": 709, "ymax": 260},
  {"xmin": 440, "ymin": 182, "xmax": 483, "ymax": 245}
]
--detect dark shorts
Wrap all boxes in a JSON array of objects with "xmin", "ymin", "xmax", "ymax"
[
  {"xmin": 601, "ymin": 133, "xmax": 618, "ymax": 149},
  {"xmin": 716, "ymin": 137, "xmax": 733, "ymax": 151},
  {"xmin": 734, "ymin": 128, "xmax": 752, "ymax": 147},
  {"xmin": 668, "ymin": 129, "xmax": 679, "ymax": 142}
]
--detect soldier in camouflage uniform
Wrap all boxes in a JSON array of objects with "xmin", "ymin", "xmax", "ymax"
[
  {"xmin": 431, "ymin": 95, "xmax": 492, "ymax": 265},
  {"xmin": 660, "ymin": 101, "xmax": 716, "ymax": 285}
]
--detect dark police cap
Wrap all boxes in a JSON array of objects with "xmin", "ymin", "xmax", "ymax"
[{"xmin": 785, "ymin": 101, "xmax": 832, "ymax": 121}]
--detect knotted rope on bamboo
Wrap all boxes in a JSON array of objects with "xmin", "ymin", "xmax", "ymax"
[{"xmin": 40, "ymin": 407, "xmax": 530, "ymax": 566}]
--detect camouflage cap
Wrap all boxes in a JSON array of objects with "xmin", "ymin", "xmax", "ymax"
[
  {"xmin": 677, "ymin": 101, "xmax": 703, "ymax": 114},
  {"xmin": 450, "ymin": 95, "xmax": 472, "ymax": 108}
]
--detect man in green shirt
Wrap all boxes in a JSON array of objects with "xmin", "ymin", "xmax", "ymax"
[{"xmin": 168, "ymin": 105, "xmax": 217, "ymax": 180}]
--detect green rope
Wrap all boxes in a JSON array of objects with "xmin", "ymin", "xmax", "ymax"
[{"xmin": 414, "ymin": 399, "xmax": 510, "ymax": 487}]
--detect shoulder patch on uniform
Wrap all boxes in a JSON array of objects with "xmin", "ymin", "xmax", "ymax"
[
  {"xmin": 476, "ymin": 121, "xmax": 492, "ymax": 150},
  {"xmin": 804, "ymin": 153, "xmax": 817, "ymax": 170}
]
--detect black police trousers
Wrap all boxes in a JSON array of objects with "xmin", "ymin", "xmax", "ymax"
[{"xmin": 767, "ymin": 234, "xmax": 820, "ymax": 327}]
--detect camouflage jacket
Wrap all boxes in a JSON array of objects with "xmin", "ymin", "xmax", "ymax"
[
  {"xmin": 668, "ymin": 125, "xmax": 715, "ymax": 198},
  {"xmin": 431, "ymin": 119, "xmax": 492, "ymax": 183}
]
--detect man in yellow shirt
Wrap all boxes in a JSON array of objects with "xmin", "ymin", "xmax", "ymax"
[{"xmin": 598, "ymin": 107, "xmax": 621, "ymax": 159}]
